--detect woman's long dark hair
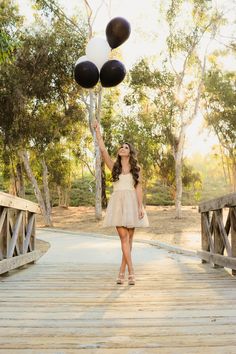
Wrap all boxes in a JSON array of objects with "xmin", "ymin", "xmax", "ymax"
[{"xmin": 112, "ymin": 142, "xmax": 140, "ymax": 187}]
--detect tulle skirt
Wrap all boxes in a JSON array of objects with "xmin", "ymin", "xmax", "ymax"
[{"xmin": 103, "ymin": 190, "xmax": 149, "ymax": 228}]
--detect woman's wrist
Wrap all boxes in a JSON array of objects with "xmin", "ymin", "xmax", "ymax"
[{"xmin": 97, "ymin": 133, "xmax": 102, "ymax": 140}]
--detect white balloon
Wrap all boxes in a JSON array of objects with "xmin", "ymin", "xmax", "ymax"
[
  {"xmin": 75, "ymin": 55, "xmax": 88, "ymax": 66},
  {"xmin": 86, "ymin": 37, "xmax": 111, "ymax": 70}
]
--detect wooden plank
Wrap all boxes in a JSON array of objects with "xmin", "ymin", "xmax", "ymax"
[
  {"xmin": 1, "ymin": 304, "xmax": 236, "ymax": 315},
  {"xmin": 0, "ymin": 349, "xmax": 235, "ymax": 354},
  {"xmin": 0, "ymin": 207, "xmax": 7, "ymax": 260},
  {"xmin": 0, "ymin": 207, "xmax": 10, "ymax": 259},
  {"xmin": 0, "ymin": 349, "xmax": 234, "ymax": 354},
  {"xmin": 0, "ymin": 324, "xmax": 236, "ymax": 337},
  {"xmin": 212, "ymin": 211, "xmax": 224, "ymax": 268},
  {"xmin": 8, "ymin": 211, "xmax": 23, "ymax": 258},
  {"xmin": 231, "ymin": 207, "xmax": 236, "ymax": 276},
  {"xmin": 201, "ymin": 212, "xmax": 213, "ymax": 254},
  {"xmin": 2, "ymin": 308, "xmax": 236, "ymax": 320},
  {"xmin": 1, "ymin": 316, "xmax": 236, "ymax": 327},
  {"xmin": 19, "ymin": 211, "xmax": 25, "ymax": 254},
  {"xmin": 1, "ymin": 299, "xmax": 236, "ymax": 309},
  {"xmin": 24, "ymin": 214, "xmax": 35, "ymax": 253},
  {"xmin": 0, "ymin": 250, "xmax": 42, "ymax": 275},
  {"xmin": 225, "ymin": 209, "xmax": 231, "ymax": 234},
  {"xmin": 1, "ymin": 291, "xmax": 236, "ymax": 302},
  {"xmin": 0, "ymin": 207, "xmax": 7, "ymax": 233},
  {"xmin": 199, "ymin": 192, "xmax": 236, "ymax": 212},
  {"xmin": 1, "ymin": 334, "xmax": 236, "ymax": 349},
  {"xmin": 0, "ymin": 191, "xmax": 41, "ymax": 214},
  {"xmin": 31, "ymin": 213, "xmax": 36, "ymax": 251},
  {"xmin": 197, "ymin": 250, "xmax": 236, "ymax": 271},
  {"xmin": 214, "ymin": 209, "xmax": 232, "ymax": 256}
]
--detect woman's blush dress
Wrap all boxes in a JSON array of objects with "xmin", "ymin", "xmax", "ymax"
[{"xmin": 103, "ymin": 173, "xmax": 149, "ymax": 228}]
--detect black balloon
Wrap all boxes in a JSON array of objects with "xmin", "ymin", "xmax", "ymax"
[
  {"xmin": 100, "ymin": 60, "xmax": 126, "ymax": 87},
  {"xmin": 74, "ymin": 61, "xmax": 99, "ymax": 89},
  {"xmin": 106, "ymin": 17, "xmax": 131, "ymax": 49}
]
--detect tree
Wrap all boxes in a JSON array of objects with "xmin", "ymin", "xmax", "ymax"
[
  {"xmin": 0, "ymin": 7, "xmax": 87, "ymax": 225},
  {"xmin": 38, "ymin": 0, "xmax": 107, "ymax": 219},
  {"xmin": 127, "ymin": 0, "xmax": 223, "ymax": 217},
  {"xmin": 204, "ymin": 69, "xmax": 236, "ymax": 191},
  {"xmin": 163, "ymin": 0, "xmax": 224, "ymax": 217}
]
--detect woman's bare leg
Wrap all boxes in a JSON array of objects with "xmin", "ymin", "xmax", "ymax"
[
  {"xmin": 116, "ymin": 227, "xmax": 134, "ymax": 275},
  {"xmin": 117, "ymin": 227, "xmax": 135, "ymax": 275},
  {"xmin": 128, "ymin": 228, "xmax": 135, "ymax": 253}
]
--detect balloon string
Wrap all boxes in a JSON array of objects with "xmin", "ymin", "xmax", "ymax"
[{"xmin": 96, "ymin": 86, "xmax": 103, "ymax": 124}]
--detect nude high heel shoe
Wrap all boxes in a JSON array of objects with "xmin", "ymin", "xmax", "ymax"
[
  {"xmin": 116, "ymin": 273, "xmax": 125, "ymax": 285},
  {"xmin": 128, "ymin": 274, "xmax": 135, "ymax": 285}
]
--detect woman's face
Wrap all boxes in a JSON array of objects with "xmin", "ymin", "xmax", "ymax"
[{"xmin": 118, "ymin": 143, "xmax": 130, "ymax": 157}]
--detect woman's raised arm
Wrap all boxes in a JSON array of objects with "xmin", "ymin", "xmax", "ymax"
[{"xmin": 93, "ymin": 120, "xmax": 114, "ymax": 171}]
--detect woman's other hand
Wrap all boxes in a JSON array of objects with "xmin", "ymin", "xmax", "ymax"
[{"xmin": 138, "ymin": 206, "xmax": 144, "ymax": 219}]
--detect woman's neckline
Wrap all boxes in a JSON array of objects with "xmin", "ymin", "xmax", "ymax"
[{"xmin": 120, "ymin": 172, "xmax": 131, "ymax": 176}]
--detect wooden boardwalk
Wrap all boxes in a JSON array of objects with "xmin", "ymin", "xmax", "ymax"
[{"xmin": 0, "ymin": 230, "xmax": 236, "ymax": 354}]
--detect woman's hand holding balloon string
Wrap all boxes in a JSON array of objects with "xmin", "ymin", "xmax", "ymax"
[{"xmin": 93, "ymin": 120, "xmax": 106, "ymax": 151}]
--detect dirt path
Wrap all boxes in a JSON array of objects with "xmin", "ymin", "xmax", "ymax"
[{"xmin": 37, "ymin": 205, "xmax": 201, "ymax": 250}]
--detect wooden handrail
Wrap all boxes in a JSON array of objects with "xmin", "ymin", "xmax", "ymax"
[
  {"xmin": 0, "ymin": 191, "xmax": 41, "ymax": 213},
  {"xmin": 0, "ymin": 192, "xmax": 42, "ymax": 275},
  {"xmin": 198, "ymin": 192, "xmax": 236, "ymax": 275},
  {"xmin": 199, "ymin": 193, "xmax": 236, "ymax": 212}
]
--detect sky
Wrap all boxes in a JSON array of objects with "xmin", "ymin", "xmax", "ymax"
[{"xmin": 17, "ymin": 0, "xmax": 236, "ymax": 157}]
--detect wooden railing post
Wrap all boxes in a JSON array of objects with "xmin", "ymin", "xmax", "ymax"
[
  {"xmin": 0, "ymin": 191, "xmax": 42, "ymax": 274},
  {"xmin": 213, "ymin": 210, "xmax": 224, "ymax": 268},
  {"xmin": 231, "ymin": 207, "xmax": 236, "ymax": 276},
  {"xmin": 201, "ymin": 212, "xmax": 210, "ymax": 263},
  {"xmin": 0, "ymin": 207, "xmax": 9, "ymax": 260},
  {"xmin": 198, "ymin": 193, "xmax": 236, "ymax": 276}
]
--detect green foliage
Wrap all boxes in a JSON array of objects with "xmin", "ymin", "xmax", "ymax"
[
  {"xmin": 69, "ymin": 177, "xmax": 95, "ymax": 206},
  {"xmin": 101, "ymin": 88, "xmax": 121, "ymax": 155},
  {"xmin": 0, "ymin": 15, "xmax": 87, "ymax": 144},
  {"xmin": 146, "ymin": 181, "xmax": 174, "ymax": 206},
  {"xmin": 188, "ymin": 153, "xmax": 232, "ymax": 200},
  {"xmin": 204, "ymin": 68, "xmax": 236, "ymax": 189},
  {"xmin": 0, "ymin": 0, "xmax": 23, "ymax": 63},
  {"xmin": 204, "ymin": 69, "xmax": 236, "ymax": 147}
]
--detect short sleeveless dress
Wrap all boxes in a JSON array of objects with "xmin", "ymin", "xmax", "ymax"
[{"xmin": 103, "ymin": 173, "xmax": 149, "ymax": 228}]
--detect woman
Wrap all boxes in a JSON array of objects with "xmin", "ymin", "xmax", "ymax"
[{"xmin": 93, "ymin": 120, "xmax": 149, "ymax": 285}]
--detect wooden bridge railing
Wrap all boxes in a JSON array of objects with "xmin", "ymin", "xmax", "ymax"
[
  {"xmin": 0, "ymin": 191, "xmax": 42, "ymax": 275},
  {"xmin": 198, "ymin": 193, "xmax": 236, "ymax": 275}
]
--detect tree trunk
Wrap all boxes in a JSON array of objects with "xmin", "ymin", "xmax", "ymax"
[
  {"xmin": 41, "ymin": 157, "xmax": 52, "ymax": 225},
  {"xmin": 230, "ymin": 153, "xmax": 236, "ymax": 192},
  {"xmin": 219, "ymin": 144, "xmax": 229, "ymax": 186},
  {"xmin": 233, "ymin": 162, "xmax": 236, "ymax": 192},
  {"xmin": 9, "ymin": 172, "xmax": 17, "ymax": 195},
  {"xmin": 88, "ymin": 89, "xmax": 102, "ymax": 220},
  {"xmin": 175, "ymin": 155, "xmax": 183, "ymax": 218},
  {"xmin": 101, "ymin": 160, "xmax": 107, "ymax": 209},
  {"xmin": 16, "ymin": 162, "xmax": 25, "ymax": 198},
  {"xmin": 94, "ymin": 136, "xmax": 102, "ymax": 219},
  {"xmin": 174, "ymin": 126, "xmax": 186, "ymax": 219},
  {"xmin": 18, "ymin": 150, "xmax": 52, "ymax": 227},
  {"xmin": 57, "ymin": 185, "xmax": 62, "ymax": 206},
  {"xmin": 64, "ymin": 188, "xmax": 70, "ymax": 208}
]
